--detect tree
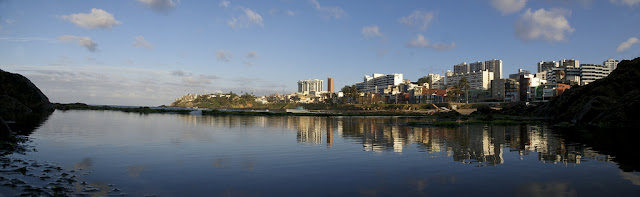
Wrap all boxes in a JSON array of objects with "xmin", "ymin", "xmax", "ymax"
[
  {"xmin": 458, "ymin": 77, "xmax": 470, "ymax": 104},
  {"xmin": 341, "ymin": 85, "xmax": 361, "ymax": 104},
  {"xmin": 417, "ymin": 76, "xmax": 432, "ymax": 86}
]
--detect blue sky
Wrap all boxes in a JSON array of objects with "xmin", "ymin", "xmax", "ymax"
[{"xmin": 1, "ymin": 0, "xmax": 639, "ymax": 106}]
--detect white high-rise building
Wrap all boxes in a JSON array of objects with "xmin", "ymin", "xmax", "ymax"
[
  {"xmin": 446, "ymin": 70, "xmax": 494, "ymax": 90},
  {"xmin": 453, "ymin": 62, "xmax": 469, "ymax": 74},
  {"xmin": 560, "ymin": 59, "xmax": 579, "ymax": 68},
  {"xmin": 427, "ymin": 73, "xmax": 445, "ymax": 89},
  {"xmin": 355, "ymin": 73, "xmax": 404, "ymax": 93},
  {"xmin": 580, "ymin": 64, "xmax": 609, "ymax": 85},
  {"xmin": 469, "ymin": 61, "xmax": 485, "ymax": 72},
  {"xmin": 484, "ymin": 59, "xmax": 503, "ymax": 80},
  {"xmin": 603, "ymin": 58, "xmax": 619, "ymax": 72},
  {"xmin": 298, "ymin": 79, "xmax": 323, "ymax": 94},
  {"xmin": 537, "ymin": 61, "xmax": 559, "ymax": 73}
]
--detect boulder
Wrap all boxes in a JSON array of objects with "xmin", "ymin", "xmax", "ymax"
[{"xmin": 0, "ymin": 69, "xmax": 53, "ymax": 113}]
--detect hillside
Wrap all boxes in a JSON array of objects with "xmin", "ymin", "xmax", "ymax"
[
  {"xmin": 535, "ymin": 57, "xmax": 640, "ymax": 128},
  {"xmin": 170, "ymin": 93, "xmax": 262, "ymax": 109}
]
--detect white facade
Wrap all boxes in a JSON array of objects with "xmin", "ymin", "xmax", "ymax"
[
  {"xmin": 484, "ymin": 59, "xmax": 503, "ymax": 80},
  {"xmin": 580, "ymin": 64, "xmax": 610, "ymax": 85},
  {"xmin": 537, "ymin": 61, "xmax": 559, "ymax": 73},
  {"xmin": 454, "ymin": 59, "xmax": 502, "ymax": 81},
  {"xmin": 427, "ymin": 73, "xmax": 445, "ymax": 89},
  {"xmin": 603, "ymin": 58, "xmax": 619, "ymax": 72},
  {"xmin": 560, "ymin": 59, "xmax": 579, "ymax": 68},
  {"xmin": 453, "ymin": 62, "xmax": 469, "ymax": 74},
  {"xmin": 446, "ymin": 70, "xmax": 494, "ymax": 90},
  {"xmin": 355, "ymin": 73, "xmax": 404, "ymax": 93},
  {"xmin": 297, "ymin": 79, "xmax": 323, "ymax": 94}
]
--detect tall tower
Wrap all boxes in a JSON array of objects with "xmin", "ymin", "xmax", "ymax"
[{"xmin": 328, "ymin": 77, "xmax": 334, "ymax": 93}]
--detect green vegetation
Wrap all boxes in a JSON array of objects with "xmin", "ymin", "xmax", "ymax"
[
  {"xmin": 171, "ymin": 92, "xmax": 265, "ymax": 109},
  {"xmin": 54, "ymin": 103, "xmax": 193, "ymax": 114}
]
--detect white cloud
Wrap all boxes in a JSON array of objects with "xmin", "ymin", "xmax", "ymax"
[
  {"xmin": 610, "ymin": 0, "xmax": 640, "ymax": 6},
  {"xmin": 269, "ymin": 9, "xmax": 296, "ymax": 16},
  {"xmin": 515, "ymin": 8, "xmax": 575, "ymax": 42},
  {"xmin": 5, "ymin": 19, "xmax": 14, "ymax": 24},
  {"xmin": 216, "ymin": 50, "xmax": 232, "ymax": 62},
  {"xmin": 2, "ymin": 64, "xmax": 285, "ymax": 106},
  {"xmin": 60, "ymin": 8, "xmax": 121, "ymax": 29},
  {"xmin": 219, "ymin": 0, "xmax": 230, "ymax": 8},
  {"xmin": 58, "ymin": 35, "xmax": 98, "ymax": 52},
  {"xmin": 491, "ymin": 0, "xmax": 527, "ymax": 15},
  {"xmin": 616, "ymin": 37, "xmax": 639, "ymax": 52},
  {"xmin": 132, "ymin": 36, "xmax": 153, "ymax": 49},
  {"xmin": 406, "ymin": 34, "xmax": 455, "ymax": 51},
  {"xmin": 407, "ymin": 34, "xmax": 429, "ymax": 47},
  {"xmin": 362, "ymin": 25, "xmax": 383, "ymax": 39},
  {"xmin": 310, "ymin": 0, "xmax": 347, "ymax": 19},
  {"xmin": 246, "ymin": 51, "xmax": 258, "ymax": 59},
  {"xmin": 137, "ymin": 0, "xmax": 177, "ymax": 13},
  {"xmin": 398, "ymin": 10, "xmax": 435, "ymax": 31},
  {"xmin": 2, "ymin": 65, "xmax": 223, "ymax": 106},
  {"xmin": 227, "ymin": 8, "xmax": 263, "ymax": 29}
]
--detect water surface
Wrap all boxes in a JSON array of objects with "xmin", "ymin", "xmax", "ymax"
[{"xmin": 5, "ymin": 110, "xmax": 640, "ymax": 196}]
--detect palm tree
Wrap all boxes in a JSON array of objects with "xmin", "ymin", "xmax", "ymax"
[{"xmin": 458, "ymin": 77, "xmax": 470, "ymax": 104}]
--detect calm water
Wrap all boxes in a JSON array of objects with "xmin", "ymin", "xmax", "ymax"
[{"xmin": 4, "ymin": 110, "xmax": 640, "ymax": 196}]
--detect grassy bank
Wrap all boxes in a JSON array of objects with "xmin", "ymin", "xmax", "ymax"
[{"xmin": 54, "ymin": 103, "xmax": 193, "ymax": 114}]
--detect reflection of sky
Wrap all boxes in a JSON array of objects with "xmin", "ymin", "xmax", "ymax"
[{"xmin": 12, "ymin": 110, "xmax": 640, "ymax": 196}]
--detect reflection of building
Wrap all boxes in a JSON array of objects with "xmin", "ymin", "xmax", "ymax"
[{"xmin": 180, "ymin": 115, "xmax": 613, "ymax": 167}]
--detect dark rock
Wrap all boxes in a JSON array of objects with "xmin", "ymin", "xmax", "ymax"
[
  {"xmin": 471, "ymin": 104, "xmax": 495, "ymax": 115},
  {"xmin": 0, "ymin": 117, "xmax": 12, "ymax": 140},
  {"xmin": 0, "ymin": 69, "xmax": 53, "ymax": 113},
  {"xmin": 535, "ymin": 57, "xmax": 640, "ymax": 128}
]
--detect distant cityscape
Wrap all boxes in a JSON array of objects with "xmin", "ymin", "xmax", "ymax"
[{"xmin": 253, "ymin": 58, "xmax": 620, "ymax": 104}]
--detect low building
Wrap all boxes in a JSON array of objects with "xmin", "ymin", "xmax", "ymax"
[
  {"xmin": 491, "ymin": 78, "xmax": 519, "ymax": 101},
  {"xmin": 534, "ymin": 84, "xmax": 570, "ymax": 102},
  {"xmin": 518, "ymin": 74, "xmax": 547, "ymax": 102}
]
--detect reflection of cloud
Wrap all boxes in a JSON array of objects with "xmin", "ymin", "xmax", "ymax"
[
  {"xmin": 74, "ymin": 158, "xmax": 93, "ymax": 169},
  {"xmin": 620, "ymin": 171, "xmax": 640, "ymax": 186},
  {"xmin": 407, "ymin": 174, "xmax": 457, "ymax": 194},
  {"xmin": 220, "ymin": 188, "xmax": 260, "ymax": 197},
  {"xmin": 213, "ymin": 157, "xmax": 230, "ymax": 167},
  {"xmin": 242, "ymin": 158, "xmax": 255, "ymax": 171},
  {"xmin": 516, "ymin": 182, "xmax": 577, "ymax": 197},
  {"xmin": 128, "ymin": 165, "xmax": 145, "ymax": 177}
]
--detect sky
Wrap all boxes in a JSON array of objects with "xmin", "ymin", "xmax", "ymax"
[{"xmin": 1, "ymin": 0, "xmax": 639, "ymax": 106}]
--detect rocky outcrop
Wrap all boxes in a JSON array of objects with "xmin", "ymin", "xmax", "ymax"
[
  {"xmin": 0, "ymin": 69, "xmax": 53, "ymax": 113},
  {"xmin": 535, "ymin": 57, "xmax": 640, "ymax": 128}
]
